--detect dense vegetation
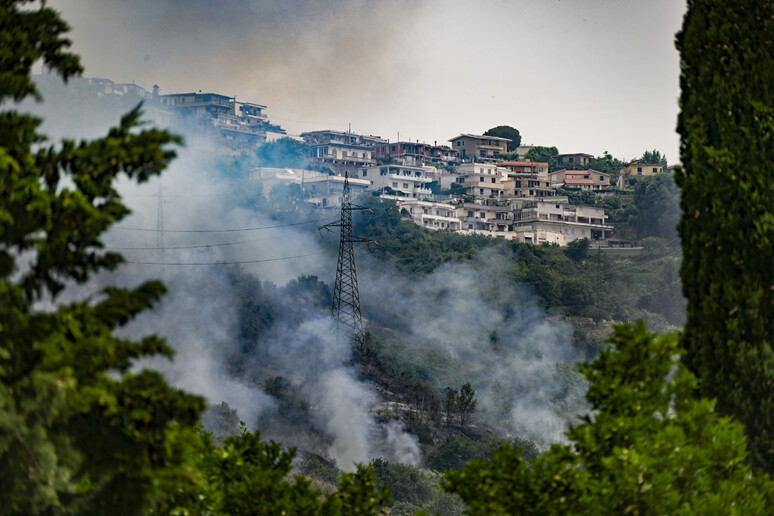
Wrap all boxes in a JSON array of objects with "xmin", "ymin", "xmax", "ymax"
[
  {"xmin": 4, "ymin": 0, "xmax": 774, "ymax": 513},
  {"xmin": 444, "ymin": 323, "xmax": 774, "ymax": 514},
  {"xmin": 354, "ymin": 195, "xmax": 684, "ymax": 340},
  {"xmin": 676, "ymin": 0, "xmax": 774, "ymax": 473},
  {"xmin": 0, "ymin": 3, "xmax": 389, "ymax": 514}
]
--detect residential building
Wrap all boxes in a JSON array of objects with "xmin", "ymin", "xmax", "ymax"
[
  {"xmin": 301, "ymin": 175, "xmax": 371, "ymax": 208},
  {"xmin": 457, "ymin": 203, "xmax": 516, "ymax": 239},
  {"xmin": 155, "ymin": 91, "xmax": 284, "ymax": 146},
  {"xmin": 302, "ymin": 130, "xmax": 383, "ymax": 174},
  {"xmin": 373, "ymin": 141, "xmax": 460, "ymax": 166},
  {"xmin": 449, "ymin": 134, "xmax": 510, "ymax": 162},
  {"xmin": 250, "ymin": 167, "xmax": 328, "ymax": 198},
  {"xmin": 619, "ymin": 160, "xmax": 664, "ymax": 178},
  {"xmin": 399, "ymin": 200, "xmax": 463, "ymax": 231},
  {"xmin": 510, "ymin": 199, "xmax": 613, "ymax": 245},
  {"xmin": 360, "ymin": 164, "xmax": 434, "ymax": 199},
  {"xmin": 451, "ymin": 162, "xmax": 508, "ymax": 199},
  {"xmin": 549, "ymin": 169, "xmax": 611, "ymax": 191},
  {"xmin": 558, "ymin": 153, "xmax": 594, "ymax": 167},
  {"xmin": 496, "ymin": 160, "xmax": 556, "ymax": 198}
]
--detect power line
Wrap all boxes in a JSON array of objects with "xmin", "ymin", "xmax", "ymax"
[
  {"xmin": 106, "ymin": 234, "xmax": 287, "ymax": 250},
  {"xmin": 112, "ymin": 218, "xmax": 330, "ymax": 234},
  {"xmin": 123, "ymin": 251, "xmax": 325, "ymax": 266}
]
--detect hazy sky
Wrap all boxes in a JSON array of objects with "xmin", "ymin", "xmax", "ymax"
[{"xmin": 51, "ymin": 0, "xmax": 686, "ymax": 162}]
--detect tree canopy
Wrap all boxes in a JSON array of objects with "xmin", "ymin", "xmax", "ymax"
[
  {"xmin": 444, "ymin": 323, "xmax": 774, "ymax": 514},
  {"xmin": 640, "ymin": 148, "xmax": 668, "ymax": 167},
  {"xmin": 524, "ymin": 146, "xmax": 560, "ymax": 170},
  {"xmin": 483, "ymin": 125, "xmax": 521, "ymax": 151},
  {"xmin": 676, "ymin": 0, "xmax": 774, "ymax": 473},
  {"xmin": 0, "ymin": 2, "xmax": 391, "ymax": 514}
]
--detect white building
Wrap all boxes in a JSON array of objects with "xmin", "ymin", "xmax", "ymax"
[
  {"xmin": 510, "ymin": 199, "xmax": 613, "ymax": 244},
  {"xmin": 399, "ymin": 200, "xmax": 462, "ymax": 231},
  {"xmin": 360, "ymin": 164, "xmax": 434, "ymax": 199},
  {"xmin": 302, "ymin": 175, "xmax": 371, "ymax": 208}
]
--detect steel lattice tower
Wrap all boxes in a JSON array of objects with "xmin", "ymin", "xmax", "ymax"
[{"xmin": 323, "ymin": 172, "xmax": 373, "ymax": 345}]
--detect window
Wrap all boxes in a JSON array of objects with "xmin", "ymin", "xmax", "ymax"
[
  {"xmin": 480, "ymin": 212, "xmax": 485, "ymax": 218},
  {"xmin": 381, "ymin": 170, "xmax": 387, "ymax": 176},
  {"xmin": 391, "ymin": 146, "xmax": 396, "ymax": 151},
  {"xmin": 403, "ymin": 183, "xmax": 409, "ymax": 188},
  {"xmin": 653, "ymin": 168, "xmax": 658, "ymax": 173},
  {"xmin": 342, "ymin": 151, "xmax": 348, "ymax": 157},
  {"xmin": 392, "ymin": 182, "xmax": 398, "ymax": 187},
  {"xmin": 362, "ymin": 171, "xmax": 367, "ymax": 177},
  {"xmin": 480, "ymin": 168, "xmax": 484, "ymax": 174},
  {"xmin": 480, "ymin": 188, "xmax": 484, "ymax": 195},
  {"xmin": 479, "ymin": 176, "xmax": 484, "ymax": 182},
  {"xmin": 468, "ymin": 211, "xmax": 474, "ymax": 217},
  {"xmin": 637, "ymin": 167, "xmax": 642, "ymax": 173},
  {"xmin": 491, "ymin": 177, "xmax": 496, "ymax": 183},
  {"xmin": 569, "ymin": 157, "xmax": 574, "ymax": 163}
]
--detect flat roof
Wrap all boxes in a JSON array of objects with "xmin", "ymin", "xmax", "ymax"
[
  {"xmin": 497, "ymin": 161, "xmax": 549, "ymax": 167},
  {"xmin": 449, "ymin": 133, "xmax": 512, "ymax": 142}
]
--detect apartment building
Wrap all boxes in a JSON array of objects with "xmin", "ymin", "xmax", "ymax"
[
  {"xmin": 549, "ymin": 169, "xmax": 611, "ymax": 191},
  {"xmin": 360, "ymin": 164, "xmax": 434, "ymax": 199},
  {"xmin": 557, "ymin": 153, "xmax": 594, "ymax": 167},
  {"xmin": 302, "ymin": 130, "xmax": 383, "ymax": 173},
  {"xmin": 449, "ymin": 134, "xmax": 511, "ymax": 162},
  {"xmin": 373, "ymin": 141, "xmax": 460, "ymax": 166},
  {"xmin": 510, "ymin": 199, "xmax": 613, "ymax": 244},
  {"xmin": 450, "ymin": 162, "xmax": 508, "ymax": 199},
  {"xmin": 399, "ymin": 200, "xmax": 462, "ymax": 231},
  {"xmin": 497, "ymin": 160, "xmax": 555, "ymax": 198},
  {"xmin": 156, "ymin": 92, "xmax": 284, "ymax": 146},
  {"xmin": 302, "ymin": 175, "xmax": 371, "ymax": 208}
]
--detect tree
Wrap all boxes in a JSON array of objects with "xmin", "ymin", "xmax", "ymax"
[
  {"xmin": 0, "ymin": 3, "xmax": 392, "ymax": 514},
  {"xmin": 483, "ymin": 125, "xmax": 521, "ymax": 151},
  {"xmin": 256, "ymin": 137, "xmax": 308, "ymax": 168},
  {"xmin": 675, "ymin": 0, "xmax": 774, "ymax": 473},
  {"xmin": 444, "ymin": 323, "xmax": 774, "ymax": 514},
  {"xmin": 640, "ymin": 148, "xmax": 667, "ymax": 167},
  {"xmin": 456, "ymin": 381, "xmax": 477, "ymax": 426},
  {"xmin": 524, "ymin": 146, "xmax": 560, "ymax": 171},
  {"xmin": 190, "ymin": 427, "xmax": 392, "ymax": 515},
  {"xmin": 0, "ymin": 3, "xmax": 211, "ymax": 514}
]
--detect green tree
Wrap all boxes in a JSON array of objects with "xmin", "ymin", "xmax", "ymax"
[
  {"xmin": 0, "ymin": 3, "xmax": 393, "ymax": 514},
  {"xmin": 256, "ymin": 137, "xmax": 308, "ymax": 168},
  {"xmin": 641, "ymin": 148, "xmax": 668, "ymax": 167},
  {"xmin": 0, "ymin": 2, "xmax": 207, "ymax": 513},
  {"xmin": 587, "ymin": 151, "xmax": 625, "ymax": 176},
  {"xmin": 456, "ymin": 381, "xmax": 477, "ymax": 426},
  {"xmin": 444, "ymin": 323, "xmax": 774, "ymax": 514},
  {"xmin": 483, "ymin": 125, "xmax": 521, "ymax": 151},
  {"xmin": 524, "ymin": 145, "xmax": 560, "ymax": 171},
  {"xmin": 194, "ymin": 427, "xmax": 392, "ymax": 515},
  {"xmin": 675, "ymin": 0, "xmax": 774, "ymax": 472}
]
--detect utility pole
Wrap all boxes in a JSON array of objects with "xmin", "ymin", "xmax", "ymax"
[{"xmin": 320, "ymin": 172, "xmax": 374, "ymax": 346}]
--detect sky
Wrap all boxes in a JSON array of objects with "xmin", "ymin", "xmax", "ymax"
[{"xmin": 50, "ymin": 0, "xmax": 687, "ymax": 163}]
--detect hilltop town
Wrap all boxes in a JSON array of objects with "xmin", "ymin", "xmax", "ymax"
[{"xmin": 34, "ymin": 74, "xmax": 671, "ymax": 248}]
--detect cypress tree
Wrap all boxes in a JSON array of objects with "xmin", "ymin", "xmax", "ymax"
[{"xmin": 675, "ymin": 0, "xmax": 774, "ymax": 472}]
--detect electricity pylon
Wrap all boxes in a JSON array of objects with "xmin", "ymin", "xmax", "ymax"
[{"xmin": 320, "ymin": 171, "xmax": 374, "ymax": 345}]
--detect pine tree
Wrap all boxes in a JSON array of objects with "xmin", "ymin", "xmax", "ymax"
[{"xmin": 675, "ymin": 0, "xmax": 774, "ymax": 472}]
